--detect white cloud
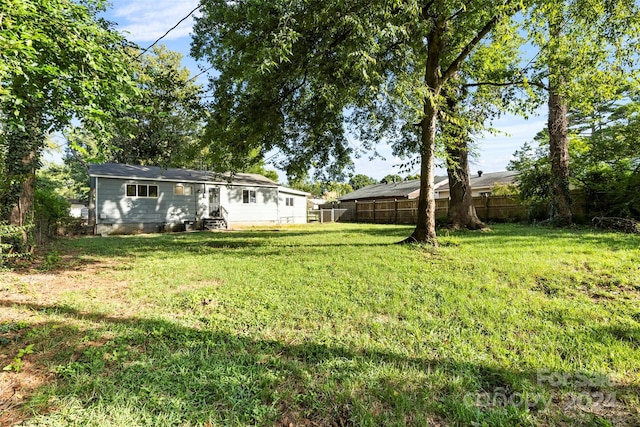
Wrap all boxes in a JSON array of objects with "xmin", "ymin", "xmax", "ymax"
[{"xmin": 109, "ymin": 0, "xmax": 200, "ymax": 43}]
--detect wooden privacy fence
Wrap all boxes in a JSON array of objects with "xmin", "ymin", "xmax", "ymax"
[{"xmin": 316, "ymin": 193, "xmax": 586, "ymax": 224}]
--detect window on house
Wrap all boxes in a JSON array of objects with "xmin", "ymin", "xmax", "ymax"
[
  {"xmin": 174, "ymin": 184, "xmax": 192, "ymax": 196},
  {"xmin": 125, "ymin": 184, "xmax": 158, "ymax": 198},
  {"xmin": 285, "ymin": 197, "xmax": 294, "ymax": 206},
  {"xmin": 243, "ymin": 189, "xmax": 256, "ymax": 204}
]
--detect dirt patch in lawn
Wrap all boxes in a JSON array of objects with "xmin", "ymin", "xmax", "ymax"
[{"xmin": 0, "ymin": 255, "xmax": 133, "ymax": 425}]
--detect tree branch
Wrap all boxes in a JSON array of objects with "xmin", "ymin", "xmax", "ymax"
[
  {"xmin": 442, "ymin": 2, "xmax": 522, "ymax": 82},
  {"xmin": 463, "ymin": 80, "xmax": 549, "ymax": 91},
  {"xmin": 68, "ymin": 146, "xmax": 90, "ymax": 174}
]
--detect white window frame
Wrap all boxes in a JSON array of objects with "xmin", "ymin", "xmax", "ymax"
[
  {"xmin": 125, "ymin": 183, "xmax": 159, "ymax": 198},
  {"xmin": 285, "ymin": 197, "xmax": 294, "ymax": 207},
  {"xmin": 174, "ymin": 184, "xmax": 193, "ymax": 196},
  {"xmin": 242, "ymin": 189, "xmax": 257, "ymax": 204}
]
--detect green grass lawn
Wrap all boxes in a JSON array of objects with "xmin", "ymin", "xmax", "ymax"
[{"xmin": 1, "ymin": 223, "xmax": 639, "ymax": 426}]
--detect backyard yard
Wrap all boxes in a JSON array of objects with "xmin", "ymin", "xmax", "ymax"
[{"xmin": 1, "ymin": 223, "xmax": 639, "ymax": 426}]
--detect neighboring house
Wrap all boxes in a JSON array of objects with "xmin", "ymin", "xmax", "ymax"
[
  {"xmin": 337, "ymin": 176, "xmax": 448, "ymax": 202},
  {"xmin": 308, "ymin": 198, "xmax": 328, "ymax": 209},
  {"xmin": 68, "ymin": 199, "xmax": 88, "ymax": 220},
  {"xmin": 337, "ymin": 171, "xmax": 517, "ymax": 202},
  {"xmin": 89, "ymin": 163, "xmax": 309, "ymax": 235},
  {"xmin": 436, "ymin": 171, "xmax": 518, "ymax": 199}
]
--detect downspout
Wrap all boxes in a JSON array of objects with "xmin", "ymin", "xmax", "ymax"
[
  {"xmin": 93, "ymin": 176, "xmax": 98, "ymax": 235},
  {"xmin": 276, "ymin": 187, "xmax": 280, "ymax": 225}
]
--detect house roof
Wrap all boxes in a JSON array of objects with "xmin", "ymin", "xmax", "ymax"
[
  {"xmin": 278, "ymin": 186, "xmax": 310, "ymax": 196},
  {"xmin": 89, "ymin": 163, "xmax": 278, "ymax": 187},
  {"xmin": 338, "ymin": 176, "xmax": 448, "ymax": 201},
  {"xmin": 437, "ymin": 171, "xmax": 518, "ymax": 191}
]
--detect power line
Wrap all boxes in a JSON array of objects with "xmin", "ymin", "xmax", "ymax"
[
  {"xmin": 136, "ymin": 3, "xmax": 203, "ymax": 59},
  {"xmin": 188, "ymin": 65, "xmax": 216, "ymax": 82}
]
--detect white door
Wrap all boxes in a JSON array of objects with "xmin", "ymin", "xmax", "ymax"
[{"xmin": 207, "ymin": 186, "xmax": 221, "ymax": 217}]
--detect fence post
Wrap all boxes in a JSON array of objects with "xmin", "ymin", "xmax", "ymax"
[
  {"xmin": 331, "ymin": 207, "xmax": 335, "ymax": 222},
  {"xmin": 354, "ymin": 200, "xmax": 358, "ymax": 222},
  {"xmin": 395, "ymin": 199, "xmax": 398, "ymax": 224},
  {"xmin": 320, "ymin": 208, "xmax": 324, "ymax": 224},
  {"xmin": 373, "ymin": 200, "xmax": 376, "ymax": 223},
  {"xmin": 484, "ymin": 195, "xmax": 490, "ymax": 222}
]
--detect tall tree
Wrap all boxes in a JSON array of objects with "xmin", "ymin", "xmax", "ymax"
[
  {"xmin": 105, "ymin": 45, "xmax": 205, "ymax": 167},
  {"xmin": 0, "ymin": 0, "xmax": 133, "ymax": 228},
  {"xmin": 192, "ymin": 0, "xmax": 528, "ymax": 244},
  {"xmin": 441, "ymin": 84, "xmax": 487, "ymax": 230},
  {"xmin": 440, "ymin": 24, "xmax": 524, "ymax": 230},
  {"xmin": 526, "ymin": 0, "xmax": 640, "ymax": 225},
  {"xmin": 349, "ymin": 174, "xmax": 378, "ymax": 190},
  {"xmin": 381, "ymin": 174, "xmax": 403, "ymax": 184}
]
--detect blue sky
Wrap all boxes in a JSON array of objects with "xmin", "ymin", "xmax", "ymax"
[{"xmin": 99, "ymin": 1, "xmax": 547, "ymax": 180}]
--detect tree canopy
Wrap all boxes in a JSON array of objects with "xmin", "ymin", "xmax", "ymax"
[
  {"xmin": 192, "ymin": 0, "xmax": 528, "ymax": 243},
  {"xmin": 522, "ymin": 0, "xmax": 640, "ymax": 224},
  {"xmin": 349, "ymin": 174, "xmax": 378, "ymax": 190},
  {"xmin": 0, "ymin": 0, "xmax": 134, "ymax": 226},
  {"xmin": 103, "ymin": 45, "xmax": 205, "ymax": 168}
]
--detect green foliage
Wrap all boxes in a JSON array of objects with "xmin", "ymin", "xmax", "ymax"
[
  {"xmin": 522, "ymin": 0, "xmax": 640, "ymax": 224},
  {"xmin": 348, "ymin": 174, "xmax": 378, "ymax": 190},
  {"xmin": 3, "ymin": 344, "xmax": 35, "ymax": 373},
  {"xmin": 245, "ymin": 162, "xmax": 279, "ymax": 183},
  {"xmin": 190, "ymin": 0, "xmax": 528, "ymax": 241},
  {"xmin": 0, "ymin": 222, "xmax": 32, "ymax": 264},
  {"xmin": 289, "ymin": 175, "xmax": 353, "ymax": 200},
  {"xmin": 34, "ymin": 188, "xmax": 70, "ymax": 224},
  {"xmin": 0, "ymin": 0, "xmax": 135, "ymax": 228},
  {"xmin": 491, "ymin": 182, "xmax": 519, "ymax": 196},
  {"xmin": 381, "ymin": 174, "xmax": 403, "ymax": 184},
  {"xmin": 511, "ymin": 91, "xmax": 640, "ymax": 221},
  {"xmin": 571, "ymin": 92, "xmax": 640, "ymax": 219},
  {"xmin": 525, "ymin": 0, "xmax": 640, "ymax": 112},
  {"xmin": 103, "ymin": 45, "xmax": 205, "ymax": 168},
  {"xmin": 508, "ymin": 139, "xmax": 553, "ymax": 221}
]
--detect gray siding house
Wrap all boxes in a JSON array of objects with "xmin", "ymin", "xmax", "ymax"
[{"xmin": 89, "ymin": 163, "xmax": 308, "ymax": 234}]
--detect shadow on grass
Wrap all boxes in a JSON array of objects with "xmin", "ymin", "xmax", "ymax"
[
  {"xmin": 446, "ymin": 224, "xmax": 640, "ymax": 251},
  {"xmin": 12, "ymin": 224, "xmax": 639, "ymax": 279},
  {"xmin": 2, "ymin": 299, "xmax": 637, "ymax": 426}
]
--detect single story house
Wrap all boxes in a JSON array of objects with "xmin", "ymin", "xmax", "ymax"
[
  {"xmin": 89, "ymin": 163, "xmax": 309, "ymax": 235},
  {"xmin": 436, "ymin": 171, "xmax": 518, "ymax": 199},
  {"xmin": 337, "ymin": 171, "xmax": 517, "ymax": 202},
  {"xmin": 337, "ymin": 176, "xmax": 448, "ymax": 202}
]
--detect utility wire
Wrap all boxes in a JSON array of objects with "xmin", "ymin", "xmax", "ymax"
[
  {"xmin": 188, "ymin": 65, "xmax": 216, "ymax": 82},
  {"xmin": 136, "ymin": 3, "xmax": 203, "ymax": 59}
]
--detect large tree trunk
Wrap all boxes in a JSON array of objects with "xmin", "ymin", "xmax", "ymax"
[
  {"xmin": 2, "ymin": 108, "xmax": 43, "ymax": 233},
  {"xmin": 446, "ymin": 141, "xmax": 486, "ymax": 230},
  {"xmin": 401, "ymin": 25, "xmax": 443, "ymax": 245},
  {"xmin": 407, "ymin": 102, "xmax": 438, "ymax": 244},
  {"xmin": 442, "ymin": 86, "xmax": 486, "ymax": 230},
  {"xmin": 546, "ymin": 18, "xmax": 573, "ymax": 226},
  {"xmin": 547, "ymin": 85, "xmax": 572, "ymax": 225},
  {"xmin": 9, "ymin": 171, "xmax": 36, "ymax": 227}
]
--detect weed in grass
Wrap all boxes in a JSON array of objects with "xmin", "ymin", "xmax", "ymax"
[
  {"xmin": 3, "ymin": 344, "xmax": 35, "ymax": 372},
  {"xmin": 39, "ymin": 250, "xmax": 61, "ymax": 271}
]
